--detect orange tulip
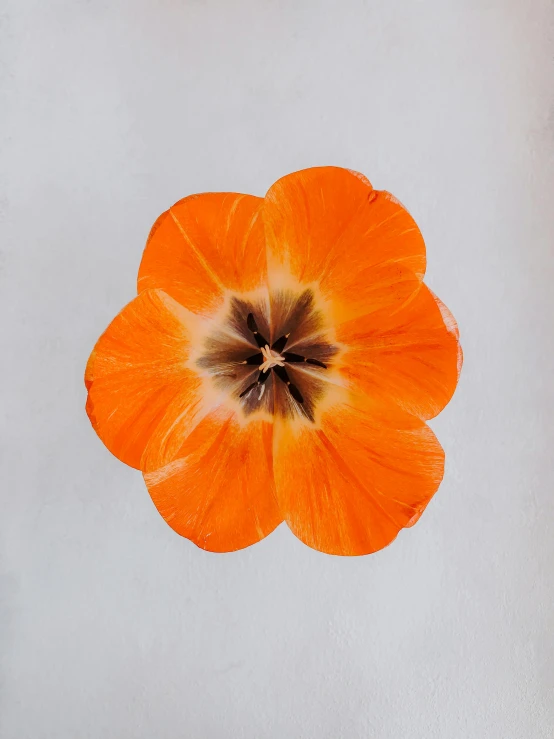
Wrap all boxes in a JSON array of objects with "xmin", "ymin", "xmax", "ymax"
[{"xmin": 85, "ymin": 167, "xmax": 462, "ymax": 555}]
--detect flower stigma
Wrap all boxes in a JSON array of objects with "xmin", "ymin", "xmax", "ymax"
[{"xmin": 259, "ymin": 345, "xmax": 286, "ymax": 373}]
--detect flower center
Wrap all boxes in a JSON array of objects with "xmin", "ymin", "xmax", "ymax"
[
  {"xmin": 259, "ymin": 345, "xmax": 285, "ymax": 372},
  {"xmin": 196, "ymin": 287, "xmax": 339, "ymax": 422}
]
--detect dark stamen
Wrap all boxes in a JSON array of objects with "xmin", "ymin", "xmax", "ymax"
[
  {"xmin": 239, "ymin": 382, "xmax": 257, "ymax": 398},
  {"xmin": 246, "ymin": 312, "xmax": 257, "ymax": 332},
  {"xmin": 273, "ymin": 365, "xmax": 304, "ymax": 403},
  {"xmin": 288, "ymin": 384, "xmax": 304, "ymax": 404},
  {"xmin": 241, "ymin": 352, "xmax": 264, "ymax": 365},
  {"xmin": 239, "ymin": 367, "xmax": 270, "ymax": 398},
  {"xmin": 271, "ymin": 334, "xmax": 289, "ymax": 353},
  {"xmin": 272, "ymin": 364, "xmax": 290, "ymax": 385},
  {"xmin": 247, "ymin": 313, "xmax": 269, "ymax": 349},
  {"xmin": 283, "ymin": 352, "xmax": 327, "ymax": 369}
]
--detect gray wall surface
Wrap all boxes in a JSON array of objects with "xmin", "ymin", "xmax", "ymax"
[{"xmin": 1, "ymin": 1, "xmax": 554, "ymax": 737}]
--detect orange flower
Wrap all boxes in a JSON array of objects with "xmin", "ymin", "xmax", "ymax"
[{"xmin": 85, "ymin": 167, "xmax": 462, "ymax": 555}]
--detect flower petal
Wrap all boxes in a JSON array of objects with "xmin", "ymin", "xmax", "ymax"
[
  {"xmin": 272, "ymin": 396, "xmax": 444, "ymax": 556},
  {"xmin": 144, "ymin": 410, "xmax": 282, "ymax": 552},
  {"xmin": 337, "ymin": 284, "xmax": 463, "ymax": 420},
  {"xmin": 138, "ymin": 193, "xmax": 266, "ymax": 315},
  {"xmin": 263, "ymin": 166, "xmax": 425, "ymax": 323},
  {"xmin": 85, "ymin": 289, "xmax": 205, "ymax": 472}
]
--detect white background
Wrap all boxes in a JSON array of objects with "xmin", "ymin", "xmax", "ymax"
[{"xmin": 2, "ymin": 1, "xmax": 554, "ymax": 737}]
